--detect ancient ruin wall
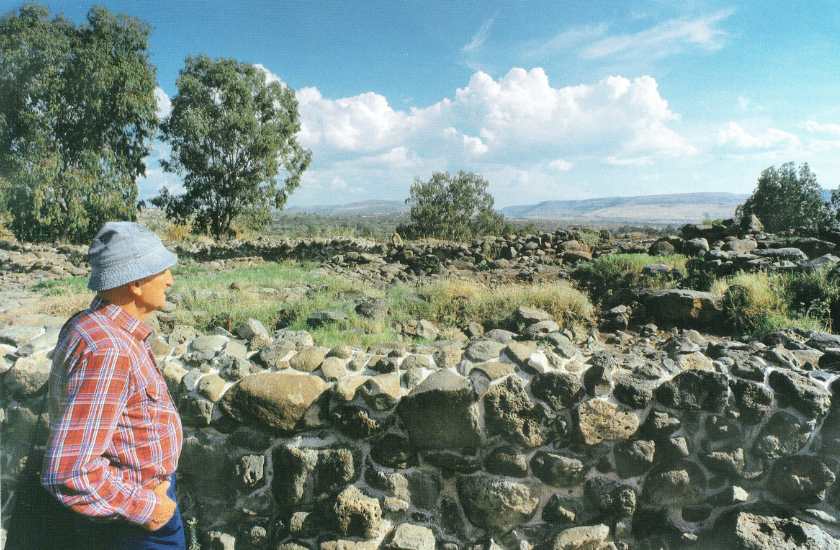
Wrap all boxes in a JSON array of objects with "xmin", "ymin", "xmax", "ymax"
[{"xmin": 4, "ymin": 317, "xmax": 840, "ymax": 550}]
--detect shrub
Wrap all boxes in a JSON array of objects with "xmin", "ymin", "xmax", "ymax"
[{"xmin": 573, "ymin": 254, "xmax": 688, "ymax": 302}]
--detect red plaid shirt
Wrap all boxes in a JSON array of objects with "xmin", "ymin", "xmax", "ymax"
[{"xmin": 41, "ymin": 296, "xmax": 183, "ymax": 525}]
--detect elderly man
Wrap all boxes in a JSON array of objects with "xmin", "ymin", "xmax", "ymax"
[{"xmin": 41, "ymin": 222, "xmax": 185, "ymax": 550}]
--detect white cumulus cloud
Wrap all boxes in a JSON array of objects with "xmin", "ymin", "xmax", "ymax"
[
  {"xmin": 291, "ymin": 68, "xmax": 694, "ymax": 206},
  {"xmin": 803, "ymin": 120, "xmax": 840, "ymax": 136},
  {"xmin": 717, "ymin": 122, "xmax": 800, "ymax": 150},
  {"xmin": 154, "ymin": 87, "xmax": 171, "ymax": 119}
]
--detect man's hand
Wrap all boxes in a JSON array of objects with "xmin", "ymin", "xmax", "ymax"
[{"xmin": 143, "ymin": 480, "xmax": 176, "ymax": 531}]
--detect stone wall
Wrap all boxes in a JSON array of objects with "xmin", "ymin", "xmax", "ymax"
[{"xmin": 4, "ymin": 303, "xmax": 840, "ymax": 549}]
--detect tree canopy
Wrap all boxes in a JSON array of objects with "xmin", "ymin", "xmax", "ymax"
[
  {"xmin": 0, "ymin": 3, "xmax": 158, "ymax": 243},
  {"xmin": 736, "ymin": 162, "xmax": 830, "ymax": 234},
  {"xmin": 153, "ymin": 55, "xmax": 311, "ymax": 239},
  {"xmin": 398, "ymin": 171, "xmax": 507, "ymax": 241}
]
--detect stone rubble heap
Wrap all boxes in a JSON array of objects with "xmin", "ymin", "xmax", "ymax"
[
  {"xmin": 4, "ymin": 217, "xmax": 840, "ymax": 292},
  {"xmin": 4, "ymin": 291, "xmax": 840, "ymax": 549}
]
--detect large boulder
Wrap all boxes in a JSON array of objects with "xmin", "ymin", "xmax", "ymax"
[
  {"xmin": 456, "ymin": 474, "xmax": 539, "ymax": 533},
  {"xmin": 397, "ymin": 369, "xmax": 482, "ymax": 449},
  {"xmin": 219, "ymin": 372, "xmax": 331, "ymax": 432},
  {"xmin": 642, "ymin": 289, "xmax": 723, "ymax": 327}
]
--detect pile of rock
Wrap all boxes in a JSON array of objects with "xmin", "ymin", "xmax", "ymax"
[{"xmin": 4, "ymin": 296, "xmax": 840, "ymax": 549}]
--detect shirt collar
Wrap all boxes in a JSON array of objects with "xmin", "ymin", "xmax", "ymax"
[{"xmin": 90, "ymin": 295, "xmax": 152, "ymax": 342}]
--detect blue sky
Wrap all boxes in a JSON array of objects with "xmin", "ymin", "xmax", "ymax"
[{"xmin": 5, "ymin": 0, "xmax": 840, "ymax": 208}]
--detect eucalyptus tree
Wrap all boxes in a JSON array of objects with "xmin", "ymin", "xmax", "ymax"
[
  {"xmin": 0, "ymin": 3, "xmax": 158, "ymax": 242},
  {"xmin": 154, "ymin": 55, "xmax": 311, "ymax": 239}
]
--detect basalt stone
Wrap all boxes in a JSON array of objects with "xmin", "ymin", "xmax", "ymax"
[
  {"xmin": 643, "ymin": 289, "xmax": 723, "ymax": 327},
  {"xmin": 613, "ymin": 373, "xmax": 656, "ymax": 409},
  {"xmin": 234, "ymin": 454, "xmax": 266, "ymax": 490},
  {"xmin": 530, "ymin": 451, "xmax": 589, "ymax": 487},
  {"xmin": 272, "ymin": 444, "xmax": 362, "ymax": 510},
  {"xmin": 753, "ymin": 247, "xmax": 808, "ymax": 262},
  {"xmin": 466, "ymin": 340, "xmax": 506, "ymax": 363},
  {"xmin": 514, "ymin": 306, "xmax": 553, "ymax": 325},
  {"xmin": 219, "ymin": 372, "xmax": 331, "ymax": 433},
  {"xmin": 769, "ymin": 455, "xmax": 836, "ymax": 504},
  {"xmin": 729, "ymin": 379, "xmax": 773, "ymax": 424},
  {"xmin": 638, "ymin": 409, "xmax": 681, "ymax": 440},
  {"xmin": 197, "ymin": 373, "xmax": 226, "ymax": 402},
  {"xmin": 530, "ymin": 371, "xmax": 585, "ymax": 411},
  {"xmin": 333, "ymin": 404, "xmax": 383, "ymax": 440},
  {"xmin": 654, "ymin": 369, "xmax": 729, "ymax": 413},
  {"xmin": 753, "ymin": 410, "xmax": 814, "ymax": 459},
  {"xmin": 365, "ymin": 458, "xmax": 410, "ymax": 496},
  {"xmin": 178, "ymin": 394, "xmax": 214, "ymax": 427},
  {"xmin": 656, "ymin": 436, "xmax": 690, "ymax": 462},
  {"xmin": 542, "ymin": 494, "xmax": 581, "ymax": 525},
  {"xmin": 14, "ymin": 325, "xmax": 60, "ymax": 357},
  {"xmin": 581, "ymin": 365, "xmax": 612, "ymax": 396},
  {"xmin": 320, "ymin": 356, "xmax": 348, "ymax": 381},
  {"xmin": 179, "ymin": 430, "xmax": 233, "ymax": 481},
  {"xmin": 218, "ymin": 356, "xmax": 261, "ymax": 381},
  {"xmin": 386, "ymin": 523, "xmax": 436, "ymax": 550},
  {"xmin": 503, "ymin": 341, "xmax": 536, "ymax": 370},
  {"xmin": 821, "ymin": 405, "xmax": 840, "ymax": 456},
  {"xmin": 550, "ymin": 524, "xmax": 610, "ymax": 550},
  {"xmin": 572, "ymin": 398, "xmax": 639, "ymax": 445},
  {"xmin": 768, "ymin": 370, "xmax": 830, "ymax": 419},
  {"xmin": 237, "ymin": 318, "xmax": 269, "ymax": 341},
  {"xmin": 704, "ymin": 414, "xmax": 742, "ymax": 441},
  {"xmin": 698, "ymin": 447, "xmax": 746, "ymax": 478},
  {"xmin": 290, "ymin": 346, "xmax": 327, "ymax": 373},
  {"xmin": 256, "ymin": 341, "xmax": 296, "ymax": 369},
  {"xmin": 358, "ymin": 373, "xmax": 401, "ymax": 411},
  {"xmin": 641, "ymin": 459, "xmax": 707, "ymax": 506},
  {"xmin": 274, "ymin": 329, "xmax": 315, "ymax": 349},
  {"xmin": 614, "ymin": 439, "xmax": 656, "ymax": 479},
  {"xmin": 307, "ymin": 311, "xmax": 349, "ymax": 329},
  {"xmin": 3, "ymin": 356, "xmax": 50, "ymax": 398},
  {"xmin": 355, "ymin": 297, "xmax": 388, "ymax": 321},
  {"xmin": 706, "ymin": 512, "xmax": 840, "ymax": 550},
  {"xmin": 583, "ymin": 477, "xmax": 637, "ymax": 518},
  {"xmin": 456, "ymin": 474, "xmax": 540, "ymax": 533},
  {"xmin": 370, "ymin": 433, "xmax": 418, "ymax": 469},
  {"xmin": 422, "ymin": 450, "xmax": 482, "ymax": 473},
  {"xmin": 485, "ymin": 445, "xmax": 529, "ymax": 478},
  {"xmin": 729, "ymin": 358, "xmax": 767, "ymax": 381},
  {"xmin": 333, "ymin": 486, "xmax": 383, "ymax": 539},
  {"xmin": 397, "ymin": 369, "xmax": 481, "ymax": 449},
  {"xmin": 0, "ymin": 325, "xmax": 42, "ymax": 347},
  {"xmin": 484, "ymin": 375, "xmax": 544, "ymax": 447}
]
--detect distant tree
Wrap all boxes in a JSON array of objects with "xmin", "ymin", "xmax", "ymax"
[
  {"xmin": 0, "ymin": 4, "xmax": 158, "ymax": 243},
  {"xmin": 736, "ymin": 162, "xmax": 830, "ymax": 233},
  {"xmin": 153, "ymin": 55, "xmax": 311, "ymax": 239},
  {"xmin": 398, "ymin": 171, "xmax": 506, "ymax": 241}
]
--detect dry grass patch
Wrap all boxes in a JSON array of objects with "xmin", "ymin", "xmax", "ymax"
[{"xmin": 397, "ymin": 278, "xmax": 594, "ymax": 331}]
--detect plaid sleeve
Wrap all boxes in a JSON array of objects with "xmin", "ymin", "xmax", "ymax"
[{"xmin": 40, "ymin": 349, "xmax": 159, "ymax": 525}]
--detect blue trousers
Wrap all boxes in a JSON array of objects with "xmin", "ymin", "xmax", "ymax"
[{"xmin": 69, "ymin": 474, "xmax": 186, "ymax": 550}]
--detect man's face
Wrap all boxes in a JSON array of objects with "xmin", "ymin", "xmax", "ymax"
[{"xmin": 136, "ymin": 269, "xmax": 174, "ymax": 313}]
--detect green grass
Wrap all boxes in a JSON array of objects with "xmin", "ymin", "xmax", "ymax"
[
  {"xmin": 573, "ymin": 253, "xmax": 689, "ymax": 301},
  {"xmin": 712, "ymin": 271, "xmax": 837, "ymax": 336},
  {"xmin": 31, "ymin": 261, "xmax": 595, "ymax": 346},
  {"xmin": 395, "ymin": 278, "xmax": 594, "ymax": 332},
  {"xmin": 32, "ymin": 276, "xmax": 89, "ymax": 296}
]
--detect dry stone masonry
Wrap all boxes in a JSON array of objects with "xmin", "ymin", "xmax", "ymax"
[
  {"xmin": 5, "ymin": 221, "xmax": 840, "ymax": 549},
  {"xmin": 4, "ymin": 296, "xmax": 840, "ymax": 549}
]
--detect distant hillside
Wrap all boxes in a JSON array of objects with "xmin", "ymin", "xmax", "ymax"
[
  {"xmin": 285, "ymin": 200, "xmax": 408, "ymax": 216},
  {"xmin": 501, "ymin": 192, "xmax": 750, "ymax": 225}
]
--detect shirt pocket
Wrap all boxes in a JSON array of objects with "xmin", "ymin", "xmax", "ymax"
[{"xmin": 144, "ymin": 376, "xmax": 168, "ymax": 402}]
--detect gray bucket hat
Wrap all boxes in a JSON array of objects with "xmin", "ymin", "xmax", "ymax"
[{"xmin": 87, "ymin": 222, "xmax": 178, "ymax": 291}]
